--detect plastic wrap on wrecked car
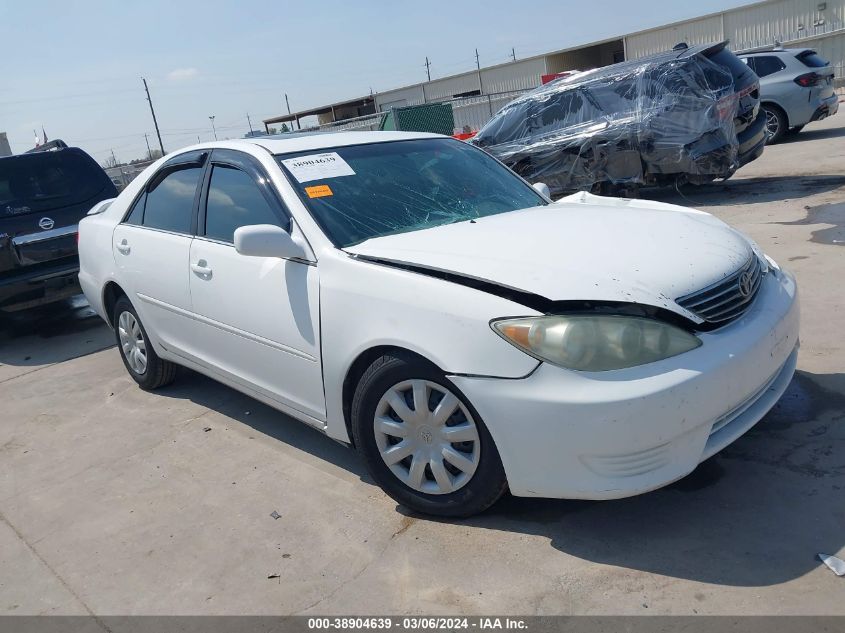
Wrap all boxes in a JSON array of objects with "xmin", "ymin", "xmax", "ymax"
[{"xmin": 472, "ymin": 54, "xmax": 740, "ymax": 194}]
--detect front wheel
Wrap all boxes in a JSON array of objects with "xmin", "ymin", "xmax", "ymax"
[
  {"xmin": 351, "ymin": 353, "xmax": 507, "ymax": 517},
  {"xmin": 113, "ymin": 296, "xmax": 177, "ymax": 390}
]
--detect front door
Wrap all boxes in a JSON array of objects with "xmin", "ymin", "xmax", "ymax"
[{"xmin": 187, "ymin": 150, "xmax": 324, "ymax": 422}]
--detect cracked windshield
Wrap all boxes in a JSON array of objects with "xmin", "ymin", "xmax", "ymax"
[{"xmin": 277, "ymin": 138, "xmax": 546, "ymax": 247}]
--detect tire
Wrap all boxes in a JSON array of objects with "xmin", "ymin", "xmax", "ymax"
[
  {"xmin": 112, "ymin": 296, "xmax": 177, "ymax": 390},
  {"xmin": 763, "ymin": 105, "xmax": 787, "ymax": 144},
  {"xmin": 351, "ymin": 353, "xmax": 507, "ymax": 517},
  {"xmin": 786, "ymin": 125, "xmax": 805, "ymax": 136}
]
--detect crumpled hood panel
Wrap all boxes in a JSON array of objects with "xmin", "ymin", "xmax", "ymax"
[{"xmin": 345, "ymin": 192, "xmax": 753, "ymax": 318}]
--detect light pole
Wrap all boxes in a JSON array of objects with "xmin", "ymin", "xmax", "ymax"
[{"xmin": 208, "ymin": 116, "xmax": 217, "ymax": 141}]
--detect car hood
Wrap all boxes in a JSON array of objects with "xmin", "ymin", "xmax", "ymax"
[{"xmin": 344, "ymin": 192, "xmax": 754, "ymax": 320}]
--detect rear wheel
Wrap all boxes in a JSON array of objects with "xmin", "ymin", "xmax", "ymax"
[
  {"xmin": 351, "ymin": 353, "xmax": 507, "ymax": 517},
  {"xmin": 763, "ymin": 105, "xmax": 787, "ymax": 144},
  {"xmin": 113, "ymin": 296, "xmax": 177, "ymax": 390}
]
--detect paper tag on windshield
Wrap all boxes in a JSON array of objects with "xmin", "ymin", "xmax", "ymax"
[{"xmin": 281, "ymin": 152, "xmax": 355, "ymax": 183}]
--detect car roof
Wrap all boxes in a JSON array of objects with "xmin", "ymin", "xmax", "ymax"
[
  {"xmin": 742, "ymin": 48, "xmax": 814, "ymax": 55},
  {"xmin": 240, "ymin": 130, "xmax": 445, "ymax": 155},
  {"xmin": 0, "ymin": 145, "xmax": 89, "ymax": 162}
]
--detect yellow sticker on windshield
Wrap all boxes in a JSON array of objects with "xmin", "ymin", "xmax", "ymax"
[{"xmin": 305, "ymin": 184, "xmax": 333, "ymax": 198}]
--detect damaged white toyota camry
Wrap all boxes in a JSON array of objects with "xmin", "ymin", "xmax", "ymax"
[{"xmin": 78, "ymin": 132, "xmax": 799, "ymax": 517}]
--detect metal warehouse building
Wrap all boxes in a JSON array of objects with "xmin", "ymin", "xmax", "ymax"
[{"xmin": 264, "ymin": 0, "xmax": 844, "ymax": 133}]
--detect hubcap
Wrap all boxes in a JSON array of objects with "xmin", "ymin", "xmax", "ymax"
[
  {"xmin": 117, "ymin": 311, "xmax": 147, "ymax": 375},
  {"xmin": 373, "ymin": 379, "xmax": 480, "ymax": 495},
  {"xmin": 765, "ymin": 109, "xmax": 779, "ymax": 139}
]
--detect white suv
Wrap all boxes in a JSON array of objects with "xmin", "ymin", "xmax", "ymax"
[{"xmin": 739, "ymin": 48, "xmax": 838, "ymax": 143}]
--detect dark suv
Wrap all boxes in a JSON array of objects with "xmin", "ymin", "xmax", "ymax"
[
  {"xmin": 473, "ymin": 42, "xmax": 767, "ymax": 195},
  {"xmin": 0, "ymin": 142, "xmax": 117, "ymax": 313}
]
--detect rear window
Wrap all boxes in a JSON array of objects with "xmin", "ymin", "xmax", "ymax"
[
  {"xmin": 0, "ymin": 150, "xmax": 107, "ymax": 214},
  {"xmin": 705, "ymin": 47, "xmax": 755, "ymax": 84},
  {"xmin": 796, "ymin": 50, "xmax": 830, "ymax": 67}
]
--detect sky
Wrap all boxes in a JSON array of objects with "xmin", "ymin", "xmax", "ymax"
[{"xmin": 0, "ymin": 0, "xmax": 754, "ymax": 163}]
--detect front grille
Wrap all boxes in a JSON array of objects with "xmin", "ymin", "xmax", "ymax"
[{"xmin": 676, "ymin": 255, "xmax": 765, "ymax": 325}]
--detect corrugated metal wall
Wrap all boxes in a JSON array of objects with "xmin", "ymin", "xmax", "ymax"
[
  {"xmin": 625, "ymin": 15, "xmax": 724, "ymax": 58},
  {"xmin": 481, "ymin": 57, "xmax": 548, "ymax": 93},
  {"xmin": 425, "ymin": 71, "xmax": 483, "ymax": 101},
  {"xmin": 375, "ymin": 58, "xmax": 546, "ymax": 110},
  {"xmin": 625, "ymin": 0, "xmax": 845, "ymax": 80},
  {"xmin": 726, "ymin": 0, "xmax": 844, "ymax": 50}
]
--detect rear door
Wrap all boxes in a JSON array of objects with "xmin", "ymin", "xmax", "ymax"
[
  {"xmin": 187, "ymin": 149, "xmax": 324, "ymax": 421},
  {"xmin": 111, "ymin": 151, "xmax": 207, "ymax": 356}
]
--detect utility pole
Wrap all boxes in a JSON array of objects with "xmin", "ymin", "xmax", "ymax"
[
  {"xmin": 475, "ymin": 48, "xmax": 485, "ymax": 96},
  {"xmin": 209, "ymin": 115, "xmax": 217, "ymax": 140},
  {"xmin": 197, "ymin": 135, "xmax": 201, "ymax": 144},
  {"xmin": 142, "ymin": 78, "xmax": 165, "ymax": 155},
  {"xmin": 143, "ymin": 133, "xmax": 152, "ymax": 160},
  {"xmin": 247, "ymin": 113, "xmax": 254, "ymax": 134},
  {"xmin": 285, "ymin": 93, "xmax": 299, "ymax": 130},
  {"xmin": 424, "ymin": 56, "xmax": 431, "ymax": 81},
  {"xmin": 111, "ymin": 148, "xmax": 118, "ymax": 166},
  {"xmin": 511, "ymin": 47, "xmax": 516, "ymax": 62}
]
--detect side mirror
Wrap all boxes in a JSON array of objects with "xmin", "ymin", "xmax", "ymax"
[
  {"xmin": 234, "ymin": 224, "xmax": 307, "ymax": 259},
  {"xmin": 533, "ymin": 182, "xmax": 551, "ymax": 199}
]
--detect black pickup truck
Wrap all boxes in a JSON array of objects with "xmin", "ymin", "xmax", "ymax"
[{"xmin": 0, "ymin": 141, "xmax": 117, "ymax": 314}]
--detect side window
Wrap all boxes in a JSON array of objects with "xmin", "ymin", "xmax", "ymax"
[
  {"xmin": 124, "ymin": 192, "xmax": 146, "ymax": 225},
  {"xmin": 752, "ymin": 56, "xmax": 786, "ymax": 77},
  {"xmin": 204, "ymin": 165, "xmax": 284, "ymax": 243},
  {"xmin": 143, "ymin": 166, "xmax": 203, "ymax": 234}
]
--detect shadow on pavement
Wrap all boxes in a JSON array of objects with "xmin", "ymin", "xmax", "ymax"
[
  {"xmin": 155, "ymin": 367, "xmax": 369, "ymax": 481},
  {"xmin": 778, "ymin": 123, "xmax": 845, "ymax": 145},
  {"xmin": 0, "ymin": 295, "xmax": 114, "ymax": 369},
  {"xmin": 645, "ymin": 174, "xmax": 845, "ymax": 207}
]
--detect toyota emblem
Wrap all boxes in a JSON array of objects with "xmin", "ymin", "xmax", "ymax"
[
  {"xmin": 738, "ymin": 270, "xmax": 754, "ymax": 297},
  {"xmin": 38, "ymin": 217, "xmax": 55, "ymax": 231}
]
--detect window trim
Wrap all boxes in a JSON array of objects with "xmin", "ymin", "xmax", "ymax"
[
  {"xmin": 196, "ymin": 148, "xmax": 292, "ymax": 245},
  {"xmin": 119, "ymin": 150, "xmax": 209, "ymax": 236}
]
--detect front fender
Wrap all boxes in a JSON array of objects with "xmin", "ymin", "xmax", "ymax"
[{"xmin": 319, "ymin": 253, "xmax": 540, "ymax": 442}]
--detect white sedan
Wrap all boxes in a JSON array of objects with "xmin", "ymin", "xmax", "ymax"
[{"xmin": 78, "ymin": 132, "xmax": 799, "ymax": 517}]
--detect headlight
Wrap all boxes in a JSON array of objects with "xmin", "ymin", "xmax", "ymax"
[{"xmin": 492, "ymin": 315, "xmax": 701, "ymax": 371}]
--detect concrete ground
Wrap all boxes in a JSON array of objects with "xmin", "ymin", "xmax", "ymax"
[{"xmin": 1, "ymin": 115, "xmax": 844, "ymax": 616}]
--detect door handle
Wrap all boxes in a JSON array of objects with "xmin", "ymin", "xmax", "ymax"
[
  {"xmin": 191, "ymin": 259, "xmax": 212, "ymax": 277},
  {"xmin": 116, "ymin": 239, "xmax": 131, "ymax": 255}
]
